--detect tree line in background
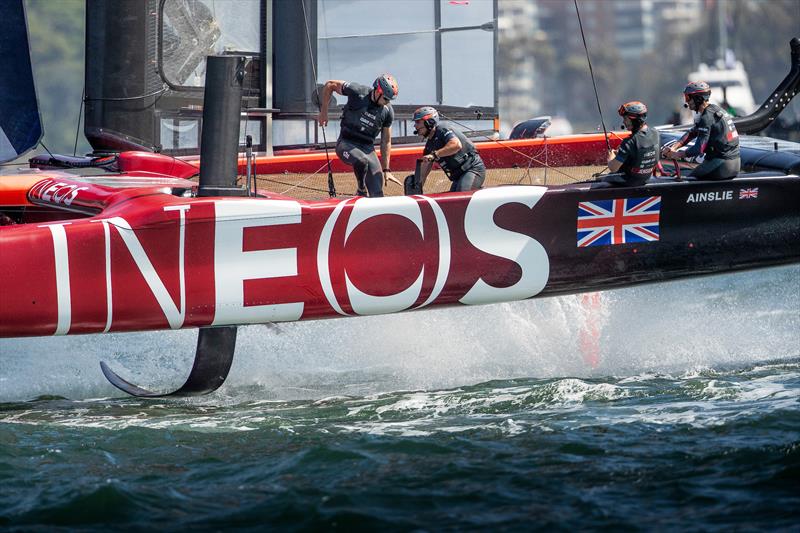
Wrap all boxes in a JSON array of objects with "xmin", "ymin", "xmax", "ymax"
[
  {"xmin": 23, "ymin": 0, "xmax": 800, "ymax": 155},
  {"xmin": 25, "ymin": 0, "xmax": 89, "ymax": 155},
  {"xmin": 501, "ymin": 0, "xmax": 799, "ymax": 140}
]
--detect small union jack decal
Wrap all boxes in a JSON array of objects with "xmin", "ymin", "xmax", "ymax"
[
  {"xmin": 739, "ymin": 187, "xmax": 758, "ymax": 199},
  {"xmin": 577, "ymin": 196, "xmax": 661, "ymax": 247}
]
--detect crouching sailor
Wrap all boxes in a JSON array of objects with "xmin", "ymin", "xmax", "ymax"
[
  {"xmin": 413, "ymin": 106, "xmax": 486, "ymax": 192},
  {"xmin": 318, "ymin": 74, "xmax": 401, "ymax": 197},
  {"xmin": 595, "ymin": 101, "xmax": 659, "ymax": 188},
  {"xmin": 661, "ymin": 81, "xmax": 740, "ymax": 180}
]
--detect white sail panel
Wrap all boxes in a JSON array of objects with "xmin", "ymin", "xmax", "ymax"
[
  {"xmin": 442, "ymin": 29, "xmax": 494, "ymax": 107},
  {"xmin": 318, "ymin": 0, "xmax": 496, "ymax": 110}
]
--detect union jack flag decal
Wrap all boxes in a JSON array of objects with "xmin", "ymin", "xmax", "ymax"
[
  {"xmin": 739, "ymin": 187, "xmax": 758, "ymax": 199},
  {"xmin": 577, "ymin": 196, "xmax": 661, "ymax": 247}
]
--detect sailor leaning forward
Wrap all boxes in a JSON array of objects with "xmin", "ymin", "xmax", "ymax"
[
  {"xmin": 412, "ymin": 106, "xmax": 486, "ymax": 193},
  {"xmin": 662, "ymin": 81, "xmax": 740, "ymax": 180},
  {"xmin": 596, "ymin": 101, "xmax": 660, "ymax": 188},
  {"xmin": 318, "ymin": 74, "xmax": 401, "ymax": 197}
]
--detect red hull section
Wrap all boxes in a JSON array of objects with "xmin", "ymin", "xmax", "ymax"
[
  {"xmin": 0, "ymin": 178, "xmax": 550, "ymax": 338},
  {"xmin": 236, "ymin": 133, "xmax": 626, "ymax": 175}
]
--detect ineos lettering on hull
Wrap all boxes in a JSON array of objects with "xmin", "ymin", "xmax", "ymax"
[{"xmin": 1, "ymin": 187, "xmax": 550, "ymax": 336}]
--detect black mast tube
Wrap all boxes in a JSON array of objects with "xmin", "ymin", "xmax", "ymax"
[
  {"xmin": 199, "ymin": 55, "xmax": 246, "ymax": 197},
  {"xmin": 734, "ymin": 37, "xmax": 800, "ymax": 135}
]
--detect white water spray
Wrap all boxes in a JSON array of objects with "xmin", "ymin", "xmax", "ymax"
[{"xmin": 1, "ymin": 265, "xmax": 797, "ymax": 401}]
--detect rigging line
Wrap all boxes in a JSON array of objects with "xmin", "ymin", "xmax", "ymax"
[
  {"xmin": 513, "ymin": 141, "xmax": 550, "ymax": 184},
  {"xmin": 300, "ymin": 0, "xmax": 337, "ymax": 198},
  {"xmin": 241, "ymin": 96, "xmax": 257, "ymax": 196},
  {"xmin": 39, "ymin": 141, "xmax": 56, "ymax": 160},
  {"xmin": 84, "ymin": 85, "xmax": 169, "ymax": 102},
  {"xmin": 435, "ymin": 113, "xmax": 544, "ymax": 161},
  {"xmin": 320, "ymin": 2, "xmax": 334, "ymax": 92},
  {"xmin": 252, "ymin": 144, "xmax": 258, "ymax": 196},
  {"xmin": 437, "ymin": 112, "xmax": 585, "ymax": 182},
  {"xmin": 544, "ymin": 135, "xmax": 549, "ymax": 185},
  {"xmin": 265, "ymin": 174, "xmax": 359, "ymax": 198},
  {"xmin": 574, "ymin": 0, "xmax": 611, "ymax": 153},
  {"xmin": 73, "ymin": 84, "xmax": 85, "ymax": 156},
  {"xmin": 276, "ymin": 161, "xmax": 331, "ymax": 195},
  {"xmin": 263, "ymin": 176, "xmax": 333, "ymax": 195},
  {"xmin": 515, "ymin": 143, "xmax": 546, "ymax": 185},
  {"xmin": 318, "ymin": 28, "xmax": 437, "ymax": 40}
]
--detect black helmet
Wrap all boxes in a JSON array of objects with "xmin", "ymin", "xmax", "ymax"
[
  {"xmin": 618, "ymin": 101, "xmax": 648, "ymax": 120},
  {"xmin": 373, "ymin": 74, "xmax": 398, "ymax": 101},
  {"xmin": 412, "ymin": 106, "xmax": 439, "ymax": 128},
  {"xmin": 684, "ymin": 80, "xmax": 711, "ymax": 100}
]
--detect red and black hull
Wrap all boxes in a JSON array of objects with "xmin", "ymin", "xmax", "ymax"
[{"xmin": 1, "ymin": 174, "xmax": 797, "ymax": 339}]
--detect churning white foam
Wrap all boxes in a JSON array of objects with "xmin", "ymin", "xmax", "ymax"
[{"xmin": 1, "ymin": 265, "xmax": 797, "ymax": 401}]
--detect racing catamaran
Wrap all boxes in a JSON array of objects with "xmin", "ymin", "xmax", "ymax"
[{"xmin": 1, "ymin": 1, "xmax": 798, "ymax": 397}]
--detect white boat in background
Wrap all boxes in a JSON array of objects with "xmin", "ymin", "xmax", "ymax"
[{"xmin": 688, "ymin": 51, "xmax": 757, "ymax": 118}]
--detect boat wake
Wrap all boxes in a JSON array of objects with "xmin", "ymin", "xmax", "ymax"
[
  {"xmin": 1, "ymin": 265, "xmax": 797, "ymax": 402},
  {"xmin": 1, "ymin": 359, "xmax": 797, "ymax": 435}
]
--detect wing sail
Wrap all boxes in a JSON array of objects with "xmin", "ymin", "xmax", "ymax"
[{"xmin": 0, "ymin": 0, "xmax": 42, "ymax": 163}]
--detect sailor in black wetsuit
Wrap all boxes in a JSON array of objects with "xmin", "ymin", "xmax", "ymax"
[
  {"xmin": 412, "ymin": 106, "xmax": 485, "ymax": 192},
  {"xmin": 595, "ymin": 101, "xmax": 659, "ymax": 188},
  {"xmin": 662, "ymin": 81, "xmax": 740, "ymax": 180},
  {"xmin": 318, "ymin": 74, "xmax": 401, "ymax": 197}
]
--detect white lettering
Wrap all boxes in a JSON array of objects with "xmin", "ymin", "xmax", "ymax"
[
  {"xmin": 687, "ymin": 190, "xmax": 733, "ymax": 203},
  {"xmin": 318, "ymin": 200, "xmax": 351, "ymax": 316},
  {"xmin": 31, "ymin": 181, "xmax": 90, "ymax": 206},
  {"xmin": 52, "ymin": 185, "xmax": 77, "ymax": 204},
  {"xmin": 29, "ymin": 179, "xmax": 53, "ymax": 198},
  {"xmin": 212, "ymin": 199, "xmax": 304, "ymax": 325},
  {"xmin": 41, "ymin": 183, "xmax": 64, "ymax": 203},
  {"xmin": 95, "ymin": 217, "xmax": 113, "ymax": 332},
  {"xmin": 345, "ymin": 197, "xmax": 425, "ymax": 315},
  {"xmin": 39, "ymin": 223, "xmax": 73, "ymax": 335},
  {"xmin": 414, "ymin": 196, "xmax": 451, "ymax": 309},
  {"xmin": 94, "ymin": 208, "xmax": 190, "ymax": 329},
  {"xmin": 63, "ymin": 186, "xmax": 89, "ymax": 206},
  {"xmin": 460, "ymin": 187, "xmax": 549, "ymax": 305}
]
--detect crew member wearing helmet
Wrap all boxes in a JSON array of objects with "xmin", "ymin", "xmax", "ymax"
[
  {"xmin": 318, "ymin": 74, "xmax": 401, "ymax": 197},
  {"xmin": 597, "ymin": 101, "xmax": 660, "ymax": 188},
  {"xmin": 412, "ymin": 106, "xmax": 485, "ymax": 192},
  {"xmin": 661, "ymin": 81, "xmax": 740, "ymax": 180}
]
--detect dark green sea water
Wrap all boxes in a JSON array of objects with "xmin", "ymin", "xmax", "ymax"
[{"xmin": 1, "ymin": 266, "xmax": 799, "ymax": 530}]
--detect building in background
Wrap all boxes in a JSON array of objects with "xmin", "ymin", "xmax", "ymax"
[
  {"xmin": 497, "ymin": 0, "xmax": 540, "ymax": 134},
  {"xmin": 497, "ymin": 0, "xmax": 710, "ymax": 132},
  {"xmin": 613, "ymin": 0, "xmax": 703, "ymax": 59}
]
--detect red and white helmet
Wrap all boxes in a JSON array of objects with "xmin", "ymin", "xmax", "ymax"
[
  {"xmin": 412, "ymin": 106, "xmax": 439, "ymax": 128},
  {"xmin": 618, "ymin": 101, "xmax": 648, "ymax": 119},
  {"xmin": 373, "ymin": 74, "xmax": 398, "ymax": 101},
  {"xmin": 684, "ymin": 80, "xmax": 711, "ymax": 99}
]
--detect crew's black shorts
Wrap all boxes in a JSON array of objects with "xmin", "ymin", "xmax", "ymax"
[{"xmin": 689, "ymin": 157, "xmax": 740, "ymax": 180}]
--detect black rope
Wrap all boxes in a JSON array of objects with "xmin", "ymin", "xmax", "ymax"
[
  {"xmin": 573, "ymin": 0, "xmax": 611, "ymax": 153},
  {"xmin": 73, "ymin": 84, "xmax": 85, "ymax": 156},
  {"xmin": 0, "ymin": 141, "xmax": 55, "ymax": 166},
  {"xmin": 260, "ymin": 174, "xmax": 362, "ymax": 198},
  {"xmin": 84, "ymin": 85, "xmax": 168, "ymax": 102},
  {"xmin": 39, "ymin": 141, "xmax": 56, "ymax": 159},
  {"xmin": 252, "ymin": 144, "xmax": 258, "ymax": 197},
  {"xmin": 300, "ymin": 0, "xmax": 336, "ymax": 198},
  {"xmin": 438, "ymin": 112, "xmax": 584, "ymax": 183},
  {"xmin": 242, "ymin": 98, "xmax": 254, "ymax": 197}
]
